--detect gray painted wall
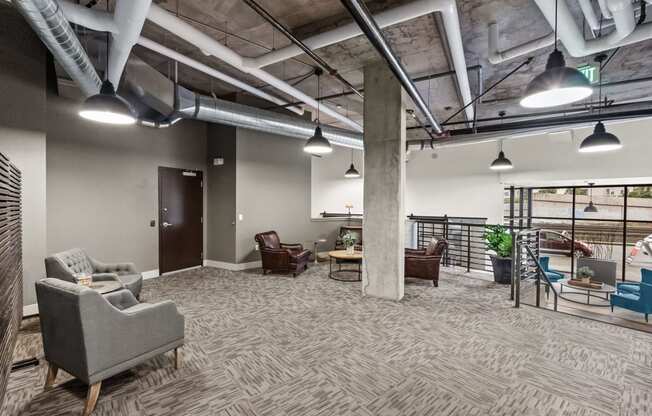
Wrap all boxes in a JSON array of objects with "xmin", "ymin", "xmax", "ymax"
[
  {"xmin": 46, "ymin": 95, "xmax": 208, "ymax": 278},
  {"xmin": 234, "ymin": 128, "xmax": 353, "ymax": 263},
  {"xmin": 206, "ymin": 124, "xmax": 237, "ymax": 263},
  {"xmin": 0, "ymin": 5, "xmax": 47, "ymax": 306}
]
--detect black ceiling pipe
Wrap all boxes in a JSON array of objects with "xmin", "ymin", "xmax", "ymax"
[
  {"xmin": 242, "ymin": 0, "xmax": 363, "ymax": 99},
  {"xmin": 340, "ymin": 0, "xmax": 443, "ymax": 135},
  {"xmin": 265, "ymin": 65, "xmax": 483, "ymax": 110},
  {"xmin": 435, "ymin": 108, "xmax": 652, "ymax": 137}
]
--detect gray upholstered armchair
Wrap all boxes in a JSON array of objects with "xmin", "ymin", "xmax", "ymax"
[
  {"xmin": 35, "ymin": 278, "xmax": 184, "ymax": 416},
  {"xmin": 45, "ymin": 248, "xmax": 143, "ymax": 298}
]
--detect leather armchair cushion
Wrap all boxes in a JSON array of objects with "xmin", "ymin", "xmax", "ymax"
[{"xmin": 256, "ymin": 231, "xmax": 281, "ymax": 249}]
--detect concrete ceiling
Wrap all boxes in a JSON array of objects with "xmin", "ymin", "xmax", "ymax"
[{"xmin": 71, "ymin": 0, "xmax": 652, "ymax": 139}]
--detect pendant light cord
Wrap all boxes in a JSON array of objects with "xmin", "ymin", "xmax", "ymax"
[
  {"xmin": 105, "ymin": 0, "xmax": 110, "ymax": 81},
  {"xmin": 554, "ymin": 0, "xmax": 559, "ymax": 51},
  {"xmin": 316, "ymin": 72, "xmax": 321, "ymax": 125}
]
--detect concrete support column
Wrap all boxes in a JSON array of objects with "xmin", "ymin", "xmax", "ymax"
[{"xmin": 362, "ymin": 62, "xmax": 405, "ymax": 301}]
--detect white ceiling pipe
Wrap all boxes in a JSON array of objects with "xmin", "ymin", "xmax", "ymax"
[
  {"xmin": 57, "ymin": 0, "xmax": 118, "ymax": 33},
  {"xmin": 136, "ymin": 37, "xmax": 304, "ymax": 115},
  {"xmin": 533, "ymin": 0, "xmax": 648, "ymax": 58},
  {"xmin": 577, "ymin": 0, "xmax": 601, "ymax": 32},
  {"xmin": 251, "ymin": 0, "xmax": 474, "ymax": 123},
  {"xmin": 56, "ymin": 1, "xmax": 301, "ymax": 113},
  {"xmin": 108, "ymin": 0, "xmax": 151, "ymax": 87},
  {"xmin": 147, "ymin": 4, "xmax": 362, "ymax": 132},
  {"xmin": 597, "ymin": 0, "xmax": 613, "ymax": 19},
  {"xmin": 488, "ymin": 22, "xmax": 554, "ymax": 64},
  {"xmin": 607, "ymin": 0, "xmax": 636, "ymax": 44}
]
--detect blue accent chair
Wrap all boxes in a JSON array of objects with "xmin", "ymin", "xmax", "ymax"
[
  {"xmin": 539, "ymin": 256, "xmax": 565, "ymax": 282},
  {"xmin": 611, "ymin": 282, "xmax": 652, "ymax": 322},
  {"xmin": 617, "ymin": 268, "xmax": 652, "ymax": 295}
]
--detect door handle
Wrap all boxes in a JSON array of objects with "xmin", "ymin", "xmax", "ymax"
[{"xmin": 162, "ymin": 222, "xmax": 173, "ymax": 228}]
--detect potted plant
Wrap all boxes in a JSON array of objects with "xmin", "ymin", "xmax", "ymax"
[
  {"xmin": 486, "ymin": 225, "xmax": 513, "ymax": 284},
  {"xmin": 576, "ymin": 266, "xmax": 595, "ymax": 283},
  {"xmin": 342, "ymin": 232, "xmax": 357, "ymax": 255}
]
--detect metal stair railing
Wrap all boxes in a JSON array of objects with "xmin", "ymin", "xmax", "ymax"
[{"xmin": 512, "ymin": 228, "xmax": 559, "ymax": 311}]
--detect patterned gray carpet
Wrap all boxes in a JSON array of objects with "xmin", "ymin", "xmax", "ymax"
[{"xmin": 3, "ymin": 265, "xmax": 652, "ymax": 415}]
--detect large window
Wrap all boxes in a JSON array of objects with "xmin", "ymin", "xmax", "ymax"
[{"xmin": 505, "ymin": 184, "xmax": 652, "ymax": 282}]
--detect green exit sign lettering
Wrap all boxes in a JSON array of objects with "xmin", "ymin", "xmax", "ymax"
[{"xmin": 577, "ymin": 64, "xmax": 599, "ymax": 84}]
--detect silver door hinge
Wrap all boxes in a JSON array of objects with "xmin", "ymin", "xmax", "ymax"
[
  {"xmin": 200, "ymin": 216, "xmax": 203, "ymax": 224},
  {"xmin": 200, "ymin": 180, "xmax": 203, "ymax": 188}
]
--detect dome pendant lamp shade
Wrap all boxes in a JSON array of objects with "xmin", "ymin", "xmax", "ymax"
[
  {"xmin": 79, "ymin": 80, "xmax": 136, "ymax": 125},
  {"xmin": 584, "ymin": 200, "xmax": 598, "ymax": 213},
  {"xmin": 344, "ymin": 163, "xmax": 360, "ymax": 178},
  {"xmin": 490, "ymin": 151, "xmax": 513, "ymax": 171},
  {"xmin": 520, "ymin": 50, "xmax": 593, "ymax": 108},
  {"xmin": 579, "ymin": 121, "xmax": 622, "ymax": 153},
  {"xmin": 304, "ymin": 125, "xmax": 332, "ymax": 154},
  {"xmin": 304, "ymin": 69, "xmax": 332, "ymax": 155}
]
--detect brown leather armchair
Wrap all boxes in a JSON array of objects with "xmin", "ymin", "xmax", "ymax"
[
  {"xmin": 255, "ymin": 231, "xmax": 311, "ymax": 277},
  {"xmin": 405, "ymin": 239, "xmax": 448, "ymax": 287}
]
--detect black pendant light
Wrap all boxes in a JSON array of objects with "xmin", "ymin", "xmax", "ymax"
[
  {"xmin": 344, "ymin": 149, "xmax": 361, "ymax": 178},
  {"xmin": 584, "ymin": 182, "xmax": 598, "ymax": 213},
  {"xmin": 490, "ymin": 141, "xmax": 513, "ymax": 171},
  {"xmin": 579, "ymin": 55, "xmax": 622, "ymax": 153},
  {"xmin": 79, "ymin": 16, "xmax": 135, "ymax": 125},
  {"xmin": 520, "ymin": 0, "xmax": 592, "ymax": 108},
  {"xmin": 304, "ymin": 69, "xmax": 332, "ymax": 155}
]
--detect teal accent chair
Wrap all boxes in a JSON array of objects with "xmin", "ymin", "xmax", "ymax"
[
  {"xmin": 539, "ymin": 256, "xmax": 565, "ymax": 282},
  {"xmin": 617, "ymin": 268, "xmax": 652, "ymax": 296},
  {"xmin": 611, "ymin": 281, "xmax": 652, "ymax": 322}
]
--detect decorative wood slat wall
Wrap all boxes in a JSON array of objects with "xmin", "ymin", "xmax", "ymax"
[{"xmin": 0, "ymin": 152, "xmax": 22, "ymax": 407}]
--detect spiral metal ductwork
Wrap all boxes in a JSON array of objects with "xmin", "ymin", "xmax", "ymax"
[
  {"xmin": 13, "ymin": 0, "xmax": 102, "ymax": 97},
  {"xmin": 175, "ymin": 86, "xmax": 363, "ymax": 149},
  {"xmin": 13, "ymin": 0, "xmax": 363, "ymax": 147}
]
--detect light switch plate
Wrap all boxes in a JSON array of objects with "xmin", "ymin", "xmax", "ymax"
[
  {"xmin": 238, "ymin": 214, "xmax": 244, "ymax": 221},
  {"xmin": 213, "ymin": 158, "xmax": 224, "ymax": 166}
]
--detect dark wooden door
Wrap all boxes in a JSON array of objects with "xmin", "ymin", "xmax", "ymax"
[{"xmin": 158, "ymin": 167, "xmax": 203, "ymax": 274}]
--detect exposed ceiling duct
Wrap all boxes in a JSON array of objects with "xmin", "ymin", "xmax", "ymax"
[
  {"xmin": 252, "ymin": 0, "xmax": 475, "ymax": 123},
  {"xmin": 13, "ymin": 0, "xmax": 364, "ymax": 148},
  {"xmin": 490, "ymin": 0, "xmax": 652, "ymax": 63},
  {"xmin": 13, "ymin": 0, "xmax": 101, "ymax": 97},
  {"xmin": 175, "ymin": 86, "xmax": 362, "ymax": 149}
]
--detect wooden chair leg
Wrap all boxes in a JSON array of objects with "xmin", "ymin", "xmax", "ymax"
[
  {"xmin": 44, "ymin": 362, "xmax": 58, "ymax": 391},
  {"xmin": 82, "ymin": 382, "xmax": 101, "ymax": 416},
  {"xmin": 174, "ymin": 348, "xmax": 182, "ymax": 369}
]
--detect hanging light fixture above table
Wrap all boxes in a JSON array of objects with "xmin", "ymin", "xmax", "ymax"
[
  {"xmin": 344, "ymin": 148, "xmax": 361, "ymax": 178},
  {"xmin": 490, "ymin": 140, "xmax": 513, "ymax": 171},
  {"xmin": 584, "ymin": 183, "xmax": 598, "ymax": 213},
  {"xmin": 520, "ymin": 0, "xmax": 592, "ymax": 108},
  {"xmin": 304, "ymin": 69, "xmax": 332, "ymax": 155},
  {"xmin": 579, "ymin": 55, "xmax": 622, "ymax": 153}
]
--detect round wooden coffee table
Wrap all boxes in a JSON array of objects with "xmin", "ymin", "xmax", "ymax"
[{"xmin": 328, "ymin": 250, "xmax": 363, "ymax": 282}]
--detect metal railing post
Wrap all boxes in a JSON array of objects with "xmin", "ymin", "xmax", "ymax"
[{"xmin": 467, "ymin": 224, "xmax": 471, "ymax": 272}]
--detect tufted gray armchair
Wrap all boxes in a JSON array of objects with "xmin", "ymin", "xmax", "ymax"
[
  {"xmin": 36, "ymin": 278, "xmax": 184, "ymax": 415},
  {"xmin": 45, "ymin": 248, "xmax": 143, "ymax": 298}
]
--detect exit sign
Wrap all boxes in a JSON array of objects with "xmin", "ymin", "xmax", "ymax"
[{"xmin": 577, "ymin": 64, "xmax": 599, "ymax": 84}]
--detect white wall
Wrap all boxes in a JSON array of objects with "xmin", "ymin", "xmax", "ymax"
[
  {"xmin": 310, "ymin": 146, "xmax": 364, "ymax": 218},
  {"xmin": 405, "ymin": 142, "xmax": 505, "ymax": 223},
  {"xmin": 499, "ymin": 119, "xmax": 652, "ymax": 185},
  {"xmin": 311, "ymin": 118, "xmax": 652, "ymax": 226}
]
